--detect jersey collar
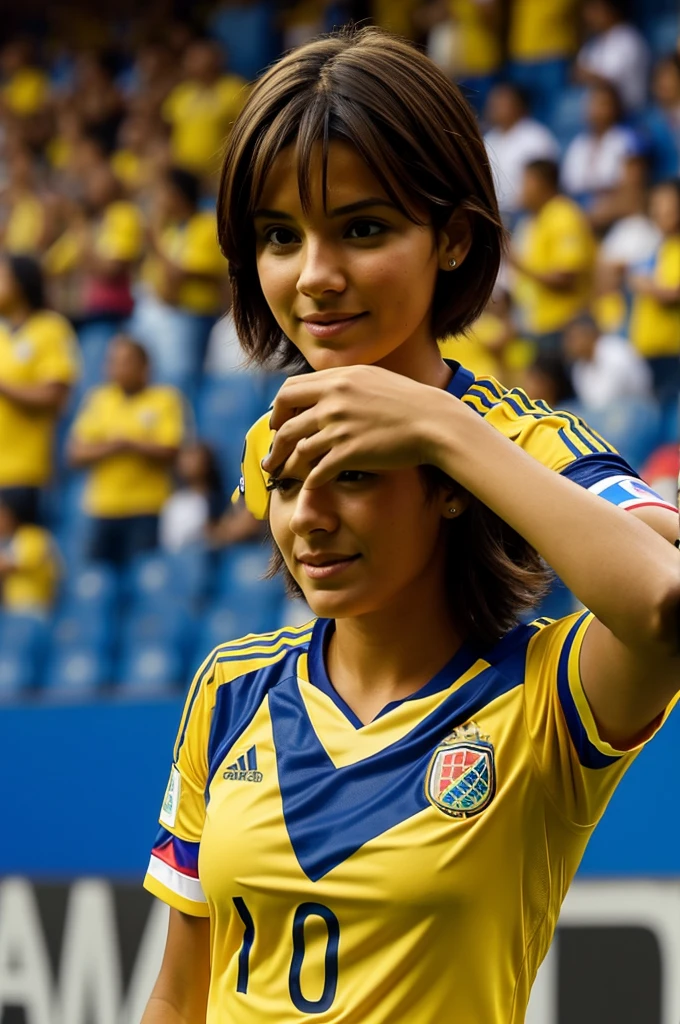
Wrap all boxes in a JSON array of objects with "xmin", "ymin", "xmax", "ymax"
[
  {"xmin": 307, "ymin": 617, "xmax": 481, "ymax": 730},
  {"xmin": 443, "ymin": 359, "xmax": 476, "ymax": 399}
]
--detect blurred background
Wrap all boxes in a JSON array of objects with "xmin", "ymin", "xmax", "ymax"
[{"xmin": 0, "ymin": 1, "xmax": 678, "ymax": 1022}]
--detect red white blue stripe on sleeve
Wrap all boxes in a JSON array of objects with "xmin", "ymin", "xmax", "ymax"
[
  {"xmin": 146, "ymin": 826, "xmax": 206, "ymax": 906},
  {"xmin": 587, "ymin": 475, "xmax": 678, "ymax": 514}
]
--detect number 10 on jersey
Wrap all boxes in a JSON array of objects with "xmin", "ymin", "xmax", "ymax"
[{"xmin": 233, "ymin": 897, "xmax": 340, "ymax": 1013}]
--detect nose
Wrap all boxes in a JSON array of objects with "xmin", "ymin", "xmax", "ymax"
[
  {"xmin": 288, "ymin": 482, "xmax": 338, "ymax": 539},
  {"xmin": 296, "ymin": 236, "xmax": 347, "ymax": 299}
]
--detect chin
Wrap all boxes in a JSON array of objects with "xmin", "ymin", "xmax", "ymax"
[{"xmin": 301, "ymin": 585, "xmax": 383, "ymax": 621}]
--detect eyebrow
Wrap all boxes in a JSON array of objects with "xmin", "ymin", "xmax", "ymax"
[{"xmin": 253, "ymin": 198, "xmax": 398, "ymax": 220}]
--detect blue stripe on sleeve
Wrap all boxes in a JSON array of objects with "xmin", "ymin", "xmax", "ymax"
[
  {"xmin": 559, "ymin": 452, "xmax": 639, "ymax": 490},
  {"xmin": 556, "ymin": 613, "xmax": 620, "ymax": 769}
]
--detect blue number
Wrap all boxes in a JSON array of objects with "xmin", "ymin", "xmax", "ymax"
[
  {"xmin": 232, "ymin": 896, "xmax": 255, "ymax": 993},
  {"xmin": 289, "ymin": 902, "xmax": 340, "ymax": 1013},
  {"xmin": 233, "ymin": 898, "xmax": 340, "ymax": 1011}
]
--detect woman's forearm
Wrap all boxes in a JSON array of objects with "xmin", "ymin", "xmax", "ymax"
[
  {"xmin": 425, "ymin": 390, "xmax": 680, "ymax": 654},
  {"xmin": 141, "ymin": 995, "xmax": 193, "ymax": 1024}
]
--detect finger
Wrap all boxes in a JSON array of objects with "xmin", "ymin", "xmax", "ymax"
[
  {"xmin": 262, "ymin": 408, "xmax": 321, "ymax": 473},
  {"xmin": 268, "ymin": 367, "xmax": 351, "ymax": 429},
  {"xmin": 303, "ymin": 445, "xmax": 358, "ymax": 490}
]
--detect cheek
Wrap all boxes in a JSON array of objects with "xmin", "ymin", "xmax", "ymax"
[
  {"xmin": 256, "ymin": 255, "xmax": 296, "ymax": 317},
  {"xmin": 268, "ymin": 502, "xmax": 294, "ymax": 563}
]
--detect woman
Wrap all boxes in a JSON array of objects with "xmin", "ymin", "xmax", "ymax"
[
  {"xmin": 219, "ymin": 29, "xmax": 675, "ymax": 546},
  {"xmin": 141, "ymin": 28, "xmax": 680, "ymax": 1024}
]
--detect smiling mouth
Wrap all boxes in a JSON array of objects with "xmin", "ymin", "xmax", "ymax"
[
  {"xmin": 298, "ymin": 554, "xmax": 361, "ymax": 579},
  {"xmin": 300, "ymin": 313, "xmax": 368, "ymax": 337}
]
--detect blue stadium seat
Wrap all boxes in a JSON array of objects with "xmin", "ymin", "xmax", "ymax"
[
  {"xmin": 117, "ymin": 642, "xmax": 184, "ymax": 695},
  {"xmin": 44, "ymin": 646, "xmax": 111, "ymax": 697},
  {"xmin": 119, "ymin": 603, "xmax": 193, "ymax": 659},
  {"xmin": 0, "ymin": 611, "xmax": 50, "ymax": 656},
  {"xmin": 61, "ymin": 563, "xmax": 119, "ymax": 613},
  {"xmin": 196, "ymin": 374, "xmax": 264, "ymax": 436},
  {"xmin": 123, "ymin": 548, "xmax": 209, "ymax": 609},
  {"xmin": 0, "ymin": 650, "xmax": 37, "ymax": 699},
  {"xmin": 51, "ymin": 605, "xmax": 112, "ymax": 652},
  {"xmin": 194, "ymin": 602, "xmax": 281, "ymax": 660},
  {"xmin": 214, "ymin": 543, "xmax": 283, "ymax": 602}
]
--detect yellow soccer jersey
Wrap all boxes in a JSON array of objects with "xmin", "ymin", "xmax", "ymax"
[
  {"xmin": 2, "ymin": 524, "xmax": 60, "ymax": 612},
  {"xmin": 234, "ymin": 360, "xmax": 677, "ymax": 521},
  {"xmin": 629, "ymin": 236, "xmax": 680, "ymax": 359},
  {"xmin": 509, "ymin": 0, "xmax": 578, "ymax": 61},
  {"xmin": 513, "ymin": 195, "xmax": 596, "ymax": 334},
  {"xmin": 144, "ymin": 613, "xmax": 668, "ymax": 1023},
  {"xmin": 0, "ymin": 311, "xmax": 80, "ymax": 487},
  {"xmin": 142, "ymin": 211, "xmax": 226, "ymax": 315},
  {"xmin": 70, "ymin": 383, "xmax": 184, "ymax": 517},
  {"xmin": 163, "ymin": 75, "xmax": 248, "ymax": 175}
]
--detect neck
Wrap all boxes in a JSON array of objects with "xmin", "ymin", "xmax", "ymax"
[
  {"xmin": 327, "ymin": 564, "xmax": 465, "ymax": 725},
  {"xmin": 376, "ymin": 330, "xmax": 453, "ymax": 390},
  {"xmin": 6, "ymin": 304, "xmax": 31, "ymax": 329}
]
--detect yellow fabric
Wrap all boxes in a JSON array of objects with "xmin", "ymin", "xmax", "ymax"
[
  {"xmin": 2, "ymin": 68, "xmax": 49, "ymax": 115},
  {"xmin": 0, "ymin": 312, "xmax": 79, "ymax": 486},
  {"xmin": 142, "ymin": 212, "xmax": 226, "ymax": 314},
  {"xmin": 629, "ymin": 237, "xmax": 680, "ymax": 358},
  {"xmin": 110, "ymin": 149, "xmax": 144, "ymax": 191},
  {"xmin": 46, "ymin": 136, "xmax": 72, "ymax": 171},
  {"xmin": 509, "ymin": 0, "xmax": 578, "ymax": 61},
  {"xmin": 513, "ymin": 196, "xmax": 596, "ymax": 334},
  {"xmin": 371, "ymin": 0, "xmax": 419, "ymax": 38},
  {"xmin": 143, "ymin": 613, "xmax": 663, "ymax": 1023},
  {"xmin": 234, "ymin": 370, "xmax": 618, "ymax": 520},
  {"xmin": 3, "ymin": 525, "xmax": 59, "ymax": 611},
  {"xmin": 94, "ymin": 201, "xmax": 145, "ymax": 262},
  {"xmin": 43, "ymin": 227, "xmax": 82, "ymax": 276},
  {"xmin": 71, "ymin": 383, "xmax": 184, "ymax": 517},
  {"xmin": 450, "ymin": 0, "xmax": 502, "ymax": 75},
  {"xmin": 163, "ymin": 76, "xmax": 248, "ymax": 175},
  {"xmin": 3, "ymin": 194, "xmax": 45, "ymax": 255}
]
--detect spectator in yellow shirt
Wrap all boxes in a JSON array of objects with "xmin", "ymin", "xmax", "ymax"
[
  {"xmin": 508, "ymin": 0, "xmax": 579, "ymax": 122},
  {"xmin": 509, "ymin": 159, "xmax": 596, "ymax": 353},
  {"xmin": 162, "ymin": 38, "xmax": 247, "ymax": 182},
  {"xmin": 0, "ymin": 496, "xmax": 60, "ymax": 616},
  {"xmin": 0, "ymin": 255, "xmax": 80, "ymax": 523},
  {"xmin": 628, "ymin": 178, "xmax": 680, "ymax": 407},
  {"xmin": 130, "ymin": 167, "xmax": 227, "ymax": 392},
  {"xmin": 67, "ymin": 335, "xmax": 184, "ymax": 566},
  {"xmin": 0, "ymin": 144, "xmax": 55, "ymax": 257}
]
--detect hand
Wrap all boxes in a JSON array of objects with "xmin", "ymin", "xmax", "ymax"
[{"xmin": 262, "ymin": 365, "xmax": 451, "ymax": 489}]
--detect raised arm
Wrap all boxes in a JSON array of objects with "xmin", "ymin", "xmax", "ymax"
[{"xmin": 263, "ymin": 366, "xmax": 680, "ymax": 746}]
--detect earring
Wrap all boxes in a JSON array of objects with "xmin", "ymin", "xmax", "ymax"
[
  {"xmin": 448, "ymin": 258, "xmax": 457, "ymax": 268},
  {"xmin": 448, "ymin": 507, "xmax": 457, "ymax": 514}
]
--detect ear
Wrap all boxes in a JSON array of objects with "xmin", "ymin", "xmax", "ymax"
[
  {"xmin": 436, "ymin": 207, "xmax": 473, "ymax": 273},
  {"xmin": 440, "ymin": 484, "xmax": 471, "ymax": 520}
]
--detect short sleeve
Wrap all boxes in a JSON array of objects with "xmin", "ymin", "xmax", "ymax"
[
  {"xmin": 10, "ymin": 527, "xmax": 50, "ymax": 571},
  {"xmin": 523, "ymin": 614, "xmax": 668, "ymax": 828},
  {"xmin": 182, "ymin": 215, "xmax": 226, "ymax": 276},
  {"xmin": 549, "ymin": 209, "xmax": 593, "ymax": 272},
  {"xmin": 70, "ymin": 389, "xmax": 106, "ymax": 443},
  {"xmin": 152, "ymin": 389, "xmax": 184, "ymax": 447},
  {"xmin": 143, "ymin": 651, "xmax": 217, "ymax": 916},
  {"xmin": 34, "ymin": 316, "xmax": 80, "ymax": 385},
  {"xmin": 95, "ymin": 203, "xmax": 144, "ymax": 262}
]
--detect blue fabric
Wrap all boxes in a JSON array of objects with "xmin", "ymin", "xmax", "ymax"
[
  {"xmin": 270, "ymin": 623, "xmax": 537, "ymax": 880},
  {"xmin": 559, "ymin": 452, "xmax": 641, "ymax": 490},
  {"xmin": 556, "ymin": 612, "xmax": 619, "ymax": 769},
  {"xmin": 86, "ymin": 514, "xmax": 159, "ymax": 567}
]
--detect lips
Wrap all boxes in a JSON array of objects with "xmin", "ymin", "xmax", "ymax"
[
  {"xmin": 300, "ymin": 313, "xmax": 368, "ymax": 338},
  {"xmin": 297, "ymin": 553, "xmax": 361, "ymax": 580}
]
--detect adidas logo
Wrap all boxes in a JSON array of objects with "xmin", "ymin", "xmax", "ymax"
[{"xmin": 223, "ymin": 745, "xmax": 263, "ymax": 783}]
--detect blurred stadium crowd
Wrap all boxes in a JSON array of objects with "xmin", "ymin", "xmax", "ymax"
[{"xmin": 0, "ymin": 0, "xmax": 678, "ymax": 700}]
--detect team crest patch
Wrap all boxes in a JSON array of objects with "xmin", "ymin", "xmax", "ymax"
[{"xmin": 425, "ymin": 721, "xmax": 495, "ymax": 819}]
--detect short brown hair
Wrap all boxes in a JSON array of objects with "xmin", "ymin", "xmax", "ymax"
[
  {"xmin": 268, "ymin": 466, "xmax": 552, "ymax": 649},
  {"xmin": 218, "ymin": 26, "xmax": 503, "ymax": 370}
]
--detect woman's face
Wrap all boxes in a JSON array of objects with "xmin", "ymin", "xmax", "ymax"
[
  {"xmin": 649, "ymin": 184, "xmax": 680, "ymax": 236},
  {"xmin": 268, "ymin": 465, "xmax": 450, "ymax": 621},
  {"xmin": 254, "ymin": 141, "xmax": 446, "ymax": 370}
]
